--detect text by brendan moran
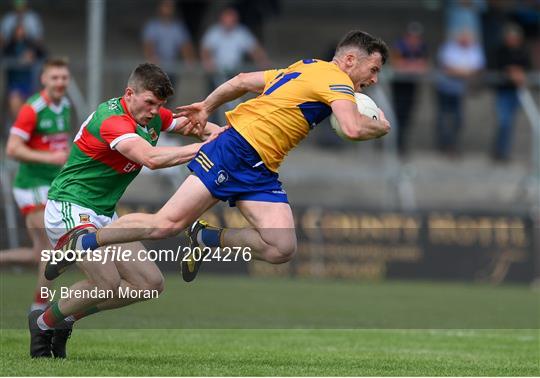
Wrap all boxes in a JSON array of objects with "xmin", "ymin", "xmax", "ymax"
[{"xmin": 40, "ymin": 286, "xmax": 159, "ymax": 301}]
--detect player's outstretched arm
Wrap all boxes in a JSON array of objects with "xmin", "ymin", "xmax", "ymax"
[
  {"xmin": 169, "ymin": 117, "xmax": 226, "ymax": 142},
  {"xmin": 6, "ymin": 134, "xmax": 68, "ymax": 165},
  {"xmin": 174, "ymin": 71, "xmax": 266, "ymax": 129},
  {"xmin": 114, "ymin": 136, "xmax": 204, "ymax": 170},
  {"xmin": 331, "ymin": 99, "xmax": 390, "ymax": 141}
]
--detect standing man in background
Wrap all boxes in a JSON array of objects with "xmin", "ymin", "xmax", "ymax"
[
  {"xmin": 142, "ymin": 0, "xmax": 196, "ymax": 97},
  {"xmin": 390, "ymin": 22, "xmax": 429, "ymax": 156},
  {"xmin": 1, "ymin": 0, "xmax": 46, "ymax": 134},
  {"xmin": 492, "ymin": 23, "xmax": 530, "ymax": 162},
  {"xmin": 2, "ymin": 58, "xmax": 71, "ymax": 314},
  {"xmin": 201, "ymin": 6, "xmax": 270, "ymax": 124},
  {"xmin": 435, "ymin": 28, "xmax": 485, "ymax": 156}
]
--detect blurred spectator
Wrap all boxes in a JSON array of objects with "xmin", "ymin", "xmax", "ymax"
[
  {"xmin": 1, "ymin": 0, "xmax": 45, "ymax": 137},
  {"xmin": 142, "ymin": 0, "xmax": 195, "ymax": 94},
  {"xmin": 177, "ymin": 0, "xmax": 210, "ymax": 43},
  {"xmin": 0, "ymin": 0, "xmax": 43, "ymax": 47},
  {"xmin": 481, "ymin": 0, "xmax": 512, "ymax": 69},
  {"xmin": 492, "ymin": 24, "xmax": 530, "ymax": 162},
  {"xmin": 511, "ymin": 0, "xmax": 540, "ymax": 40},
  {"xmin": 391, "ymin": 22, "xmax": 429, "ymax": 156},
  {"xmin": 511, "ymin": 0, "xmax": 540, "ymax": 68},
  {"xmin": 233, "ymin": 0, "xmax": 281, "ymax": 40},
  {"xmin": 201, "ymin": 6, "xmax": 270, "ymax": 124},
  {"xmin": 445, "ymin": 0, "xmax": 486, "ymax": 43},
  {"xmin": 2, "ymin": 20, "xmax": 46, "ymax": 127},
  {"xmin": 435, "ymin": 29, "xmax": 485, "ymax": 155}
]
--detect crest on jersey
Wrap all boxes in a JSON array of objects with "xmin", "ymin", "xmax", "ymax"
[
  {"xmin": 149, "ymin": 128, "xmax": 158, "ymax": 141},
  {"xmin": 79, "ymin": 214, "xmax": 91, "ymax": 223},
  {"xmin": 215, "ymin": 170, "xmax": 229, "ymax": 186}
]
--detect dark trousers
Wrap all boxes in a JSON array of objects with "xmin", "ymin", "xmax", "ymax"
[
  {"xmin": 436, "ymin": 91, "xmax": 463, "ymax": 152},
  {"xmin": 494, "ymin": 88, "xmax": 520, "ymax": 159},
  {"xmin": 392, "ymin": 81, "xmax": 418, "ymax": 155}
]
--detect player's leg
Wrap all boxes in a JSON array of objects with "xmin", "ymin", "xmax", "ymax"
[
  {"xmin": 34, "ymin": 248, "xmax": 122, "ymax": 359},
  {"xmin": 91, "ymin": 174, "xmax": 218, "ymax": 246},
  {"xmin": 0, "ymin": 247, "xmax": 35, "ymax": 264},
  {"xmin": 42, "ymin": 242, "xmax": 164, "ymax": 358},
  {"xmin": 224, "ymin": 200, "xmax": 297, "ymax": 264},
  {"xmin": 35, "ymin": 200, "xmax": 117, "ymax": 357},
  {"xmin": 45, "ymin": 175, "xmax": 218, "ymax": 280},
  {"xmin": 25, "ymin": 210, "xmax": 55, "ymax": 311},
  {"xmin": 182, "ymin": 200, "xmax": 296, "ymax": 282},
  {"xmin": 70, "ymin": 241, "xmax": 165, "ymax": 314},
  {"xmin": 1, "ymin": 187, "xmax": 48, "ymax": 266},
  {"xmin": 24, "ymin": 212, "xmax": 58, "ymax": 357},
  {"xmin": 0, "ymin": 211, "xmax": 39, "ymax": 266}
]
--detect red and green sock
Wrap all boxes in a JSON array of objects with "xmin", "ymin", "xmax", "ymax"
[
  {"xmin": 65, "ymin": 306, "xmax": 100, "ymax": 323},
  {"xmin": 30, "ymin": 290, "xmax": 49, "ymax": 312},
  {"xmin": 37, "ymin": 302, "xmax": 100, "ymax": 330}
]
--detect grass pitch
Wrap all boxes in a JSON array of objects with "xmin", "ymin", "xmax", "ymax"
[{"xmin": 1, "ymin": 271, "xmax": 539, "ymax": 376}]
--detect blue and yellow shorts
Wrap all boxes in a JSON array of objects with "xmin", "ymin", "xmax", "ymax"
[{"xmin": 187, "ymin": 127, "xmax": 288, "ymax": 207}]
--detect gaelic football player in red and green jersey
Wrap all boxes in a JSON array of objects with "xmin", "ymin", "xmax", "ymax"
[
  {"xmin": 2, "ymin": 58, "xmax": 71, "ymax": 314},
  {"xmin": 27, "ymin": 63, "xmax": 222, "ymax": 358}
]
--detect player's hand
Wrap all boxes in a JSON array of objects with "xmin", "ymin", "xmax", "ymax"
[
  {"xmin": 173, "ymin": 102, "xmax": 208, "ymax": 138},
  {"xmin": 377, "ymin": 109, "xmax": 391, "ymax": 137},
  {"xmin": 203, "ymin": 125, "xmax": 229, "ymax": 144},
  {"xmin": 48, "ymin": 150, "xmax": 69, "ymax": 166},
  {"xmin": 173, "ymin": 116, "xmax": 201, "ymax": 137}
]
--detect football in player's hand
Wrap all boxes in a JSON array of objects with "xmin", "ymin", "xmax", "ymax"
[{"xmin": 330, "ymin": 93, "xmax": 379, "ymax": 140}]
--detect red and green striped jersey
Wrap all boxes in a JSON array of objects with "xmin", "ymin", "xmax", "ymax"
[
  {"xmin": 48, "ymin": 97, "xmax": 176, "ymax": 217},
  {"xmin": 10, "ymin": 91, "xmax": 71, "ymax": 189}
]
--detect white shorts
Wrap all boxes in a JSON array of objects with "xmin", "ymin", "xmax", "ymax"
[
  {"xmin": 44, "ymin": 199, "xmax": 118, "ymax": 248},
  {"xmin": 13, "ymin": 186, "xmax": 49, "ymax": 215}
]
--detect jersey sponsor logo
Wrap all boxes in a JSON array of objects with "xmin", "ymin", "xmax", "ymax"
[
  {"xmin": 123, "ymin": 162, "xmax": 139, "ymax": 173},
  {"xmin": 107, "ymin": 99, "xmax": 119, "ymax": 111},
  {"xmin": 56, "ymin": 116, "xmax": 66, "ymax": 131},
  {"xmin": 79, "ymin": 214, "xmax": 91, "ymax": 223},
  {"xmin": 40, "ymin": 119, "xmax": 53, "ymax": 129},
  {"xmin": 41, "ymin": 133, "xmax": 69, "ymax": 151},
  {"xmin": 149, "ymin": 128, "xmax": 158, "ymax": 142},
  {"xmin": 215, "ymin": 170, "xmax": 229, "ymax": 186}
]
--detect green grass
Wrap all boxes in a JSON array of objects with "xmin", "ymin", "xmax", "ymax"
[
  {"xmin": 1, "ymin": 329, "xmax": 539, "ymax": 376},
  {"xmin": 1, "ymin": 271, "xmax": 539, "ymax": 375}
]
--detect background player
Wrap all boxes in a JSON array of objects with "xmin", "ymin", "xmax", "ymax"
[
  {"xmin": 50, "ymin": 30, "xmax": 390, "ymax": 285},
  {"xmin": 1, "ymin": 58, "xmax": 71, "ymax": 313},
  {"xmin": 28, "ymin": 63, "xmax": 222, "ymax": 359}
]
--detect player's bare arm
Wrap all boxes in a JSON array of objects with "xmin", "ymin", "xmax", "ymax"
[
  {"xmin": 168, "ymin": 117, "xmax": 227, "ymax": 141},
  {"xmin": 174, "ymin": 71, "xmax": 266, "ymax": 129},
  {"xmin": 114, "ymin": 136, "xmax": 204, "ymax": 170},
  {"xmin": 331, "ymin": 99, "xmax": 390, "ymax": 140},
  {"xmin": 6, "ymin": 134, "xmax": 68, "ymax": 166}
]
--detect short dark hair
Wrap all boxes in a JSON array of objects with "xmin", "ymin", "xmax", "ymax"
[
  {"xmin": 128, "ymin": 63, "xmax": 174, "ymax": 100},
  {"xmin": 43, "ymin": 57, "xmax": 69, "ymax": 72},
  {"xmin": 336, "ymin": 30, "xmax": 389, "ymax": 64}
]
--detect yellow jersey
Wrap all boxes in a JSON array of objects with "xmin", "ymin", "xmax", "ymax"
[{"xmin": 225, "ymin": 59, "xmax": 356, "ymax": 172}]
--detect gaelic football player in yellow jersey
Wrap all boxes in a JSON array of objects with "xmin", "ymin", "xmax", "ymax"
[{"xmin": 49, "ymin": 30, "xmax": 391, "ymax": 284}]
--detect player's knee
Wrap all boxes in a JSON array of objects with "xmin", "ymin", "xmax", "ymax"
[
  {"xmin": 139, "ymin": 272, "xmax": 165, "ymax": 294},
  {"xmin": 265, "ymin": 241, "xmax": 297, "ymax": 264},
  {"xmin": 92, "ymin": 275, "xmax": 121, "ymax": 293},
  {"xmin": 100, "ymin": 278, "xmax": 121, "ymax": 293}
]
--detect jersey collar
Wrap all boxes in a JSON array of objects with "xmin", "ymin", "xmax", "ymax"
[{"xmin": 40, "ymin": 90, "xmax": 67, "ymax": 114}]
